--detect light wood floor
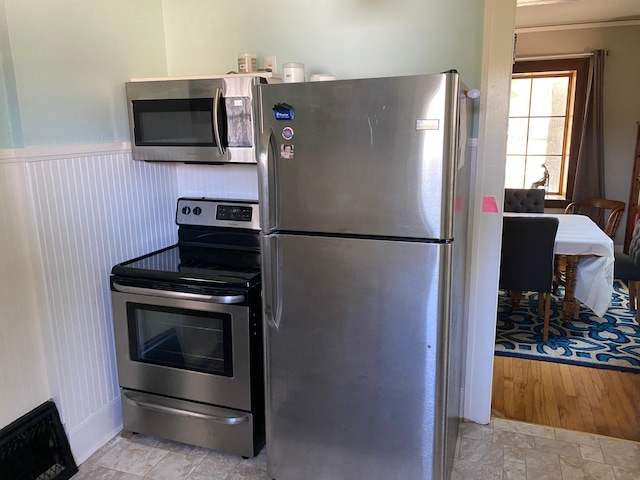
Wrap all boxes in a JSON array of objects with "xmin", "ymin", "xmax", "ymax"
[{"xmin": 491, "ymin": 355, "xmax": 640, "ymax": 442}]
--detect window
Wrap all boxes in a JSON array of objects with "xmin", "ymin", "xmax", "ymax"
[{"xmin": 505, "ymin": 59, "xmax": 589, "ymax": 207}]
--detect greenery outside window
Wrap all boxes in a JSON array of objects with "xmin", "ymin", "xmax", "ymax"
[{"xmin": 506, "ymin": 59, "xmax": 589, "ymax": 208}]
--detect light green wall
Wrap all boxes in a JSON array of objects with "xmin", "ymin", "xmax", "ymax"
[
  {"xmin": 162, "ymin": 0, "xmax": 483, "ymax": 88},
  {"xmin": 2, "ymin": 0, "xmax": 484, "ymax": 148},
  {"xmin": 0, "ymin": 0, "xmax": 23, "ymax": 148},
  {"xmin": 3, "ymin": 0, "xmax": 167, "ymax": 147}
]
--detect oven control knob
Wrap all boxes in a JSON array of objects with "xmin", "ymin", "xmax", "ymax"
[
  {"xmin": 193, "ymin": 207, "xmax": 202, "ymax": 215},
  {"xmin": 182, "ymin": 206, "xmax": 191, "ymax": 215}
]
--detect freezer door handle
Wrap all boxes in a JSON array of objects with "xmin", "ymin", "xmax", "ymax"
[
  {"xmin": 261, "ymin": 234, "xmax": 281, "ymax": 330},
  {"xmin": 257, "ymin": 128, "xmax": 278, "ymax": 232}
]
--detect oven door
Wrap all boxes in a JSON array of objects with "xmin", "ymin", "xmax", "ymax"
[{"xmin": 111, "ymin": 281, "xmax": 252, "ymax": 411}]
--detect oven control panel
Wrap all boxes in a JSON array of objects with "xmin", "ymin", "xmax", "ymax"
[
  {"xmin": 216, "ymin": 204, "xmax": 253, "ymax": 222},
  {"xmin": 176, "ymin": 198, "xmax": 260, "ymax": 230}
]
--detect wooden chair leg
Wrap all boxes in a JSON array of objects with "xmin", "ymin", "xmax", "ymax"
[
  {"xmin": 509, "ymin": 290, "xmax": 523, "ymax": 309},
  {"xmin": 537, "ymin": 292, "xmax": 543, "ymax": 315},
  {"xmin": 629, "ymin": 280, "xmax": 637, "ymax": 311},
  {"xmin": 543, "ymin": 292, "xmax": 551, "ymax": 343}
]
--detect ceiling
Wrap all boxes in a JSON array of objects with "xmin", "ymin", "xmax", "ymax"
[{"xmin": 515, "ymin": 0, "xmax": 640, "ymax": 29}]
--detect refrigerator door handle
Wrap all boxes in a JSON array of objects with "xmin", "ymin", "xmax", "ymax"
[
  {"xmin": 257, "ymin": 128, "xmax": 278, "ymax": 232},
  {"xmin": 261, "ymin": 234, "xmax": 281, "ymax": 330}
]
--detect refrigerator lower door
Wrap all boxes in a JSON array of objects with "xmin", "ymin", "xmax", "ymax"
[{"xmin": 263, "ymin": 233, "xmax": 456, "ymax": 480}]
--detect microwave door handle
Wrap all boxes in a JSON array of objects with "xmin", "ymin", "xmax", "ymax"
[
  {"xmin": 257, "ymin": 129, "xmax": 278, "ymax": 232},
  {"xmin": 213, "ymin": 87, "xmax": 226, "ymax": 156},
  {"xmin": 261, "ymin": 234, "xmax": 281, "ymax": 330}
]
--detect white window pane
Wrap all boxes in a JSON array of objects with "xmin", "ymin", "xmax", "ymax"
[
  {"xmin": 505, "ymin": 155, "xmax": 526, "ymax": 188},
  {"xmin": 509, "ymin": 78, "xmax": 532, "ymax": 117},
  {"xmin": 527, "ymin": 117, "xmax": 565, "ymax": 155},
  {"xmin": 507, "ymin": 118, "xmax": 529, "ymax": 155},
  {"xmin": 526, "ymin": 118, "xmax": 550, "ymax": 155},
  {"xmin": 530, "ymin": 77, "xmax": 569, "ymax": 117},
  {"xmin": 543, "ymin": 156, "xmax": 563, "ymax": 194},
  {"xmin": 545, "ymin": 118, "xmax": 565, "ymax": 154},
  {"xmin": 524, "ymin": 158, "xmax": 548, "ymax": 189}
]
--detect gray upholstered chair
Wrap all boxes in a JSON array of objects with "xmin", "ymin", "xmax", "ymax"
[
  {"xmin": 614, "ymin": 219, "xmax": 640, "ymax": 320},
  {"xmin": 504, "ymin": 188, "xmax": 546, "ymax": 213},
  {"xmin": 500, "ymin": 216, "xmax": 559, "ymax": 342}
]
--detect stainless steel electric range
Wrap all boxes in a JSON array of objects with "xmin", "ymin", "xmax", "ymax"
[{"xmin": 110, "ymin": 198, "xmax": 264, "ymax": 458}]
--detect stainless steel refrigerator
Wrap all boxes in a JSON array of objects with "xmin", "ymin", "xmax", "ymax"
[{"xmin": 255, "ymin": 72, "xmax": 473, "ymax": 480}]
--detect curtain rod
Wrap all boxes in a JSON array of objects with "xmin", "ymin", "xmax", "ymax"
[{"xmin": 516, "ymin": 51, "xmax": 608, "ymax": 62}]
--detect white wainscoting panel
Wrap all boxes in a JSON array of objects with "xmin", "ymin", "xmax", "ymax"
[
  {"xmin": 0, "ymin": 162, "xmax": 51, "ymax": 428},
  {"xmin": 24, "ymin": 149, "xmax": 178, "ymax": 462}
]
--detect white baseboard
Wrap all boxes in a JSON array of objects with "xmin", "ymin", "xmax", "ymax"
[{"xmin": 67, "ymin": 395, "xmax": 123, "ymax": 465}]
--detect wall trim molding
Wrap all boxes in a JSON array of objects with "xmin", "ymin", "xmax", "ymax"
[
  {"xmin": 0, "ymin": 142, "xmax": 131, "ymax": 164},
  {"xmin": 67, "ymin": 395, "xmax": 123, "ymax": 465},
  {"xmin": 463, "ymin": 0, "xmax": 516, "ymax": 425},
  {"xmin": 516, "ymin": 19, "xmax": 640, "ymax": 34}
]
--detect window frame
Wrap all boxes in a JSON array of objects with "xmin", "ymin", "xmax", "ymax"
[{"xmin": 511, "ymin": 58, "xmax": 590, "ymax": 209}]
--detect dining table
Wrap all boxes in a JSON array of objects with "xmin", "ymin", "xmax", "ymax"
[{"xmin": 503, "ymin": 212, "xmax": 615, "ymax": 323}]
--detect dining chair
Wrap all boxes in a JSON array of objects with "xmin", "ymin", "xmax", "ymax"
[
  {"xmin": 500, "ymin": 216, "xmax": 559, "ymax": 342},
  {"xmin": 564, "ymin": 197, "xmax": 625, "ymax": 238},
  {"xmin": 614, "ymin": 219, "xmax": 640, "ymax": 321},
  {"xmin": 503, "ymin": 188, "xmax": 546, "ymax": 213}
]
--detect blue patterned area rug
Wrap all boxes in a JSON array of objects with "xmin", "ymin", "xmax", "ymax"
[{"xmin": 495, "ymin": 281, "xmax": 640, "ymax": 373}]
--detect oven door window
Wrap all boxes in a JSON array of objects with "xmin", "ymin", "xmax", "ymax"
[
  {"xmin": 132, "ymin": 98, "xmax": 218, "ymax": 147},
  {"xmin": 126, "ymin": 303, "xmax": 233, "ymax": 377}
]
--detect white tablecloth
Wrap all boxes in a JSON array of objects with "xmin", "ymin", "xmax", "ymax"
[{"xmin": 504, "ymin": 213, "xmax": 615, "ymax": 316}]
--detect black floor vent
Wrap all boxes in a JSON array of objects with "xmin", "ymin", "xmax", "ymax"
[{"xmin": 0, "ymin": 401, "xmax": 78, "ymax": 480}]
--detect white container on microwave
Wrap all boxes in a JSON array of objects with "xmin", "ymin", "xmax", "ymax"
[
  {"xmin": 125, "ymin": 73, "xmax": 281, "ymax": 164},
  {"xmin": 282, "ymin": 62, "xmax": 305, "ymax": 83}
]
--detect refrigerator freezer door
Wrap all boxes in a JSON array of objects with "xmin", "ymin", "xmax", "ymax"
[
  {"xmin": 256, "ymin": 73, "xmax": 461, "ymax": 240},
  {"xmin": 262, "ymin": 233, "xmax": 454, "ymax": 480}
]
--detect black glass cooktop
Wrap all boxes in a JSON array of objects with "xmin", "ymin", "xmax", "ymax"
[{"xmin": 111, "ymin": 245, "xmax": 261, "ymax": 288}]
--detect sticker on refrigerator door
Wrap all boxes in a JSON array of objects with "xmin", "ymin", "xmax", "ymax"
[
  {"xmin": 281, "ymin": 126, "xmax": 294, "ymax": 140},
  {"xmin": 273, "ymin": 103, "xmax": 294, "ymax": 121},
  {"xmin": 416, "ymin": 119, "xmax": 440, "ymax": 130},
  {"xmin": 280, "ymin": 144, "xmax": 294, "ymax": 159}
]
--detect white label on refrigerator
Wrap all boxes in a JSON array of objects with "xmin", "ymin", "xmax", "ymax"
[{"xmin": 416, "ymin": 119, "xmax": 439, "ymax": 130}]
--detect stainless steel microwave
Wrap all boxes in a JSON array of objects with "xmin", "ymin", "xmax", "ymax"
[{"xmin": 125, "ymin": 74, "xmax": 280, "ymax": 164}]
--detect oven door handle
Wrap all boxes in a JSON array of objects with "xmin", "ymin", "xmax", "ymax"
[
  {"xmin": 124, "ymin": 394, "xmax": 249, "ymax": 425},
  {"xmin": 112, "ymin": 282, "xmax": 245, "ymax": 304}
]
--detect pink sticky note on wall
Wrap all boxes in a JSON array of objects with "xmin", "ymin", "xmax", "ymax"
[{"xmin": 482, "ymin": 196, "xmax": 499, "ymax": 213}]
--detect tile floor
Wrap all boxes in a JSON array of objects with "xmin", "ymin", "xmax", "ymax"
[{"xmin": 76, "ymin": 418, "xmax": 640, "ymax": 480}]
